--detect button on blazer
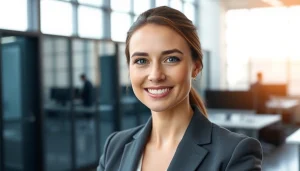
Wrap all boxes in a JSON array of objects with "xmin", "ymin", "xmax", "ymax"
[{"xmin": 97, "ymin": 106, "xmax": 263, "ymax": 171}]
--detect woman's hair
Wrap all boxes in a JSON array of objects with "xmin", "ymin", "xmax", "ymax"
[{"xmin": 125, "ymin": 6, "xmax": 207, "ymax": 117}]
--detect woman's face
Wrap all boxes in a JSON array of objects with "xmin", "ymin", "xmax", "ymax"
[{"xmin": 129, "ymin": 24, "xmax": 199, "ymax": 112}]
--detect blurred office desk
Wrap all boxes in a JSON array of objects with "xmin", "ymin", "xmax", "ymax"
[
  {"xmin": 266, "ymin": 99, "xmax": 299, "ymax": 112},
  {"xmin": 286, "ymin": 128, "xmax": 300, "ymax": 171},
  {"xmin": 266, "ymin": 99, "xmax": 299, "ymax": 123},
  {"xmin": 121, "ymin": 96, "xmax": 138, "ymax": 104},
  {"xmin": 209, "ymin": 113, "xmax": 281, "ymax": 139},
  {"xmin": 44, "ymin": 96, "xmax": 139, "ymax": 121},
  {"xmin": 44, "ymin": 103, "xmax": 113, "ymax": 113},
  {"xmin": 45, "ymin": 97, "xmax": 138, "ymax": 112},
  {"xmin": 207, "ymin": 108, "xmax": 255, "ymax": 115}
]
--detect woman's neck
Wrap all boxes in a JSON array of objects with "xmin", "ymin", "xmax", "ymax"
[{"xmin": 149, "ymin": 100, "xmax": 194, "ymax": 149}]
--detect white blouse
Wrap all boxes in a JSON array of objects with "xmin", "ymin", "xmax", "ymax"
[{"xmin": 137, "ymin": 154, "xmax": 143, "ymax": 171}]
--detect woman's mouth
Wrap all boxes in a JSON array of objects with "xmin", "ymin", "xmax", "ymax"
[{"xmin": 145, "ymin": 87, "xmax": 173, "ymax": 98}]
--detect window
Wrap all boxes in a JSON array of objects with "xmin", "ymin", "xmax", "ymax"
[
  {"xmin": 118, "ymin": 44, "xmax": 129, "ymax": 85},
  {"xmin": 41, "ymin": 0, "xmax": 73, "ymax": 36},
  {"xmin": 227, "ymin": 63, "xmax": 249, "ymax": 90},
  {"xmin": 78, "ymin": 6, "xmax": 104, "ymax": 38},
  {"xmin": 288, "ymin": 6, "xmax": 300, "ymax": 95},
  {"xmin": 170, "ymin": 0, "xmax": 183, "ymax": 11},
  {"xmin": 78, "ymin": 0, "xmax": 103, "ymax": 6},
  {"xmin": 184, "ymin": 2, "xmax": 195, "ymax": 23},
  {"xmin": 0, "ymin": 0, "xmax": 28, "ymax": 31},
  {"xmin": 226, "ymin": 9, "xmax": 251, "ymax": 90},
  {"xmin": 111, "ymin": 0, "xmax": 131, "ymax": 12},
  {"xmin": 250, "ymin": 59, "xmax": 287, "ymax": 84},
  {"xmin": 56, "ymin": 54, "xmax": 69, "ymax": 69},
  {"xmin": 226, "ymin": 7, "xmax": 300, "ymax": 95},
  {"xmin": 134, "ymin": 0, "xmax": 151, "ymax": 15},
  {"xmin": 56, "ymin": 70, "xmax": 69, "ymax": 87},
  {"xmin": 133, "ymin": 15, "xmax": 138, "ymax": 22},
  {"xmin": 111, "ymin": 12, "xmax": 131, "ymax": 42},
  {"xmin": 288, "ymin": 6, "xmax": 300, "ymax": 58},
  {"xmin": 248, "ymin": 8, "xmax": 288, "ymax": 58},
  {"xmin": 156, "ymin": 0, "xmax": 168, "ymax": 7}
]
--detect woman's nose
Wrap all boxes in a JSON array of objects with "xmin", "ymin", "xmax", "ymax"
[{"xmin": 148, "ymin": 65, "xmax": 166, "ymax": 82}]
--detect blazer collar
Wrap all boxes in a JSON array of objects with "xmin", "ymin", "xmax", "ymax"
[
  {"xmin": 167, "ymin": 105, "xmax": 212, "ymax": 170},
  {"xmin": 118, "ymin": 117, "xmax": 152, "ymax": 171},
  {"xmin": 118, "ymin": 105, "xmax": 212, "ymax": 171},
  {"xmin": 184, "ymin": 105, "xmax": 212, "ymax": 145}
]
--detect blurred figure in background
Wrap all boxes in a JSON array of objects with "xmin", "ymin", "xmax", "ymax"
[
  {"xmin": 80, "ymin": 73, "xmax": 94, "ymax": 107},
  {"xmin": 80, "ymin": 73, "xmax": 94, "ymax": 129},
  {"xmin": 251, "ymin": 72, "xmax": 265, "ymax": 114}
]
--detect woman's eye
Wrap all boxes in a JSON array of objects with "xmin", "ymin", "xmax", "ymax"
[
  {"xmin": 134, "ymin": 58, "xmax": 148, "ymax": 64},
  {"xmin": 166, "ymin": 56, "xmax": 180, "ymax": 63}
]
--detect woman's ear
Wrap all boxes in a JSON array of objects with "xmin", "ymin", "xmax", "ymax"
[{"xmin": 193, "ymin": 60, "xmax": 201, "ymax": 76}]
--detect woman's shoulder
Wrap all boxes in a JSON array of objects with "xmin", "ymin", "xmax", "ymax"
[
  {"xmin": 212, "ymin": 123, "xmax": 246, "ymax": 139},
  {"xmin": 210, "ymin": 122, "xmax": 261, "ymax": 152},
  {"xmin": 209, "ymin": 123, "xmax": 262, "ymax": 170}
]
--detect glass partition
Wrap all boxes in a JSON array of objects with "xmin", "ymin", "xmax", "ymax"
[
  {"xmin": 98, "ymin": 41, "xmax": 117, "ymax": 152},
  {"xmin": 42, "ymin": 36, "xmax": 72, "ymax": 171},
  {"xmin": 72, "ymin": 39, "xmax": 98, "ymax": 168}
]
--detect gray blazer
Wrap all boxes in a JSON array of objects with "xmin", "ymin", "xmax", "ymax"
[{"xmin": 97, "ymin": 106, "xmax": 263, "ymax": 171}]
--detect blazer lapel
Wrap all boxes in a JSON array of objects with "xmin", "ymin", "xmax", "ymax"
[
  {"xmin": 118, "ymin": 118, "xmax": 152, "ymax": 171},
  {"xmin": 168, "ymin": 106, "xmax": 212, "ymax": 171},
  {"xmin": 167, "ymin": 140, "xmax": 208, "ymax": 171}
]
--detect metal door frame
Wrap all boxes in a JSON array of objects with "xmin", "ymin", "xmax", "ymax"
[
  {"xmin": 0, "ymin": 31, "xmax": 4, "ymax": 171},
  {"xmin": 0, "ymin": 32, "xmax": 44, "ymax": 171}
]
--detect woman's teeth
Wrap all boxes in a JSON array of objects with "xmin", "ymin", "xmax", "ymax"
[{"xmin": 148, "ymin": 88, "xmax": 170, "ymax": 95}]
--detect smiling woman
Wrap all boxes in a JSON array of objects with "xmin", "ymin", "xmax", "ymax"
[
  {"xmin": 97, "ymin": 6, "xmax": 263, "ymax": 171},
  {"xmin": 128, "ymin": 24, "xmax": 201, "ymax": 113}
]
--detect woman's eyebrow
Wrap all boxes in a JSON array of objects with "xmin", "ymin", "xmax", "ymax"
[
  {"xmin": 131, "ymin": 52, "xmax": 148, "ymax": 58},
  {"xmin": 161, "ymin": 49, "xmax": 183, "ymax": 55},
  {"xmin": 131, "ymin": 49, "xmax": 183, "ymax": 58}
]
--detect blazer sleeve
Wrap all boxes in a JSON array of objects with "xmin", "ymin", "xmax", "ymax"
[
  {"xmin": 225, "ymin": 137, "xmax": 263, "ymax": 171},
  {"xmin": 97, "ymin": 132, "xmax": 117, "ymax": 171}
]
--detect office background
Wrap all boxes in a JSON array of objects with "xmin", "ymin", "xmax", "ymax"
[{"xmin": 0, "ymin": 0, "xmax": 300, "ymax": 171}]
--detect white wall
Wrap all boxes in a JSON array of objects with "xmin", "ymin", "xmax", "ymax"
[{"xmin": 198, "ymin": 0, "xmax": 226, "ymax": 89}]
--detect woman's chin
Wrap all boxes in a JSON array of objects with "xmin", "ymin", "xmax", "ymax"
[{"xmin": 146, "ymin": 103, "xmax": 173, "ymax": 113}]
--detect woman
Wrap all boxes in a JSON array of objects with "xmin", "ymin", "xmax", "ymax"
[{"xmin": 97, "ymin": 6, "xmax": 262, "ymax": 171}]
